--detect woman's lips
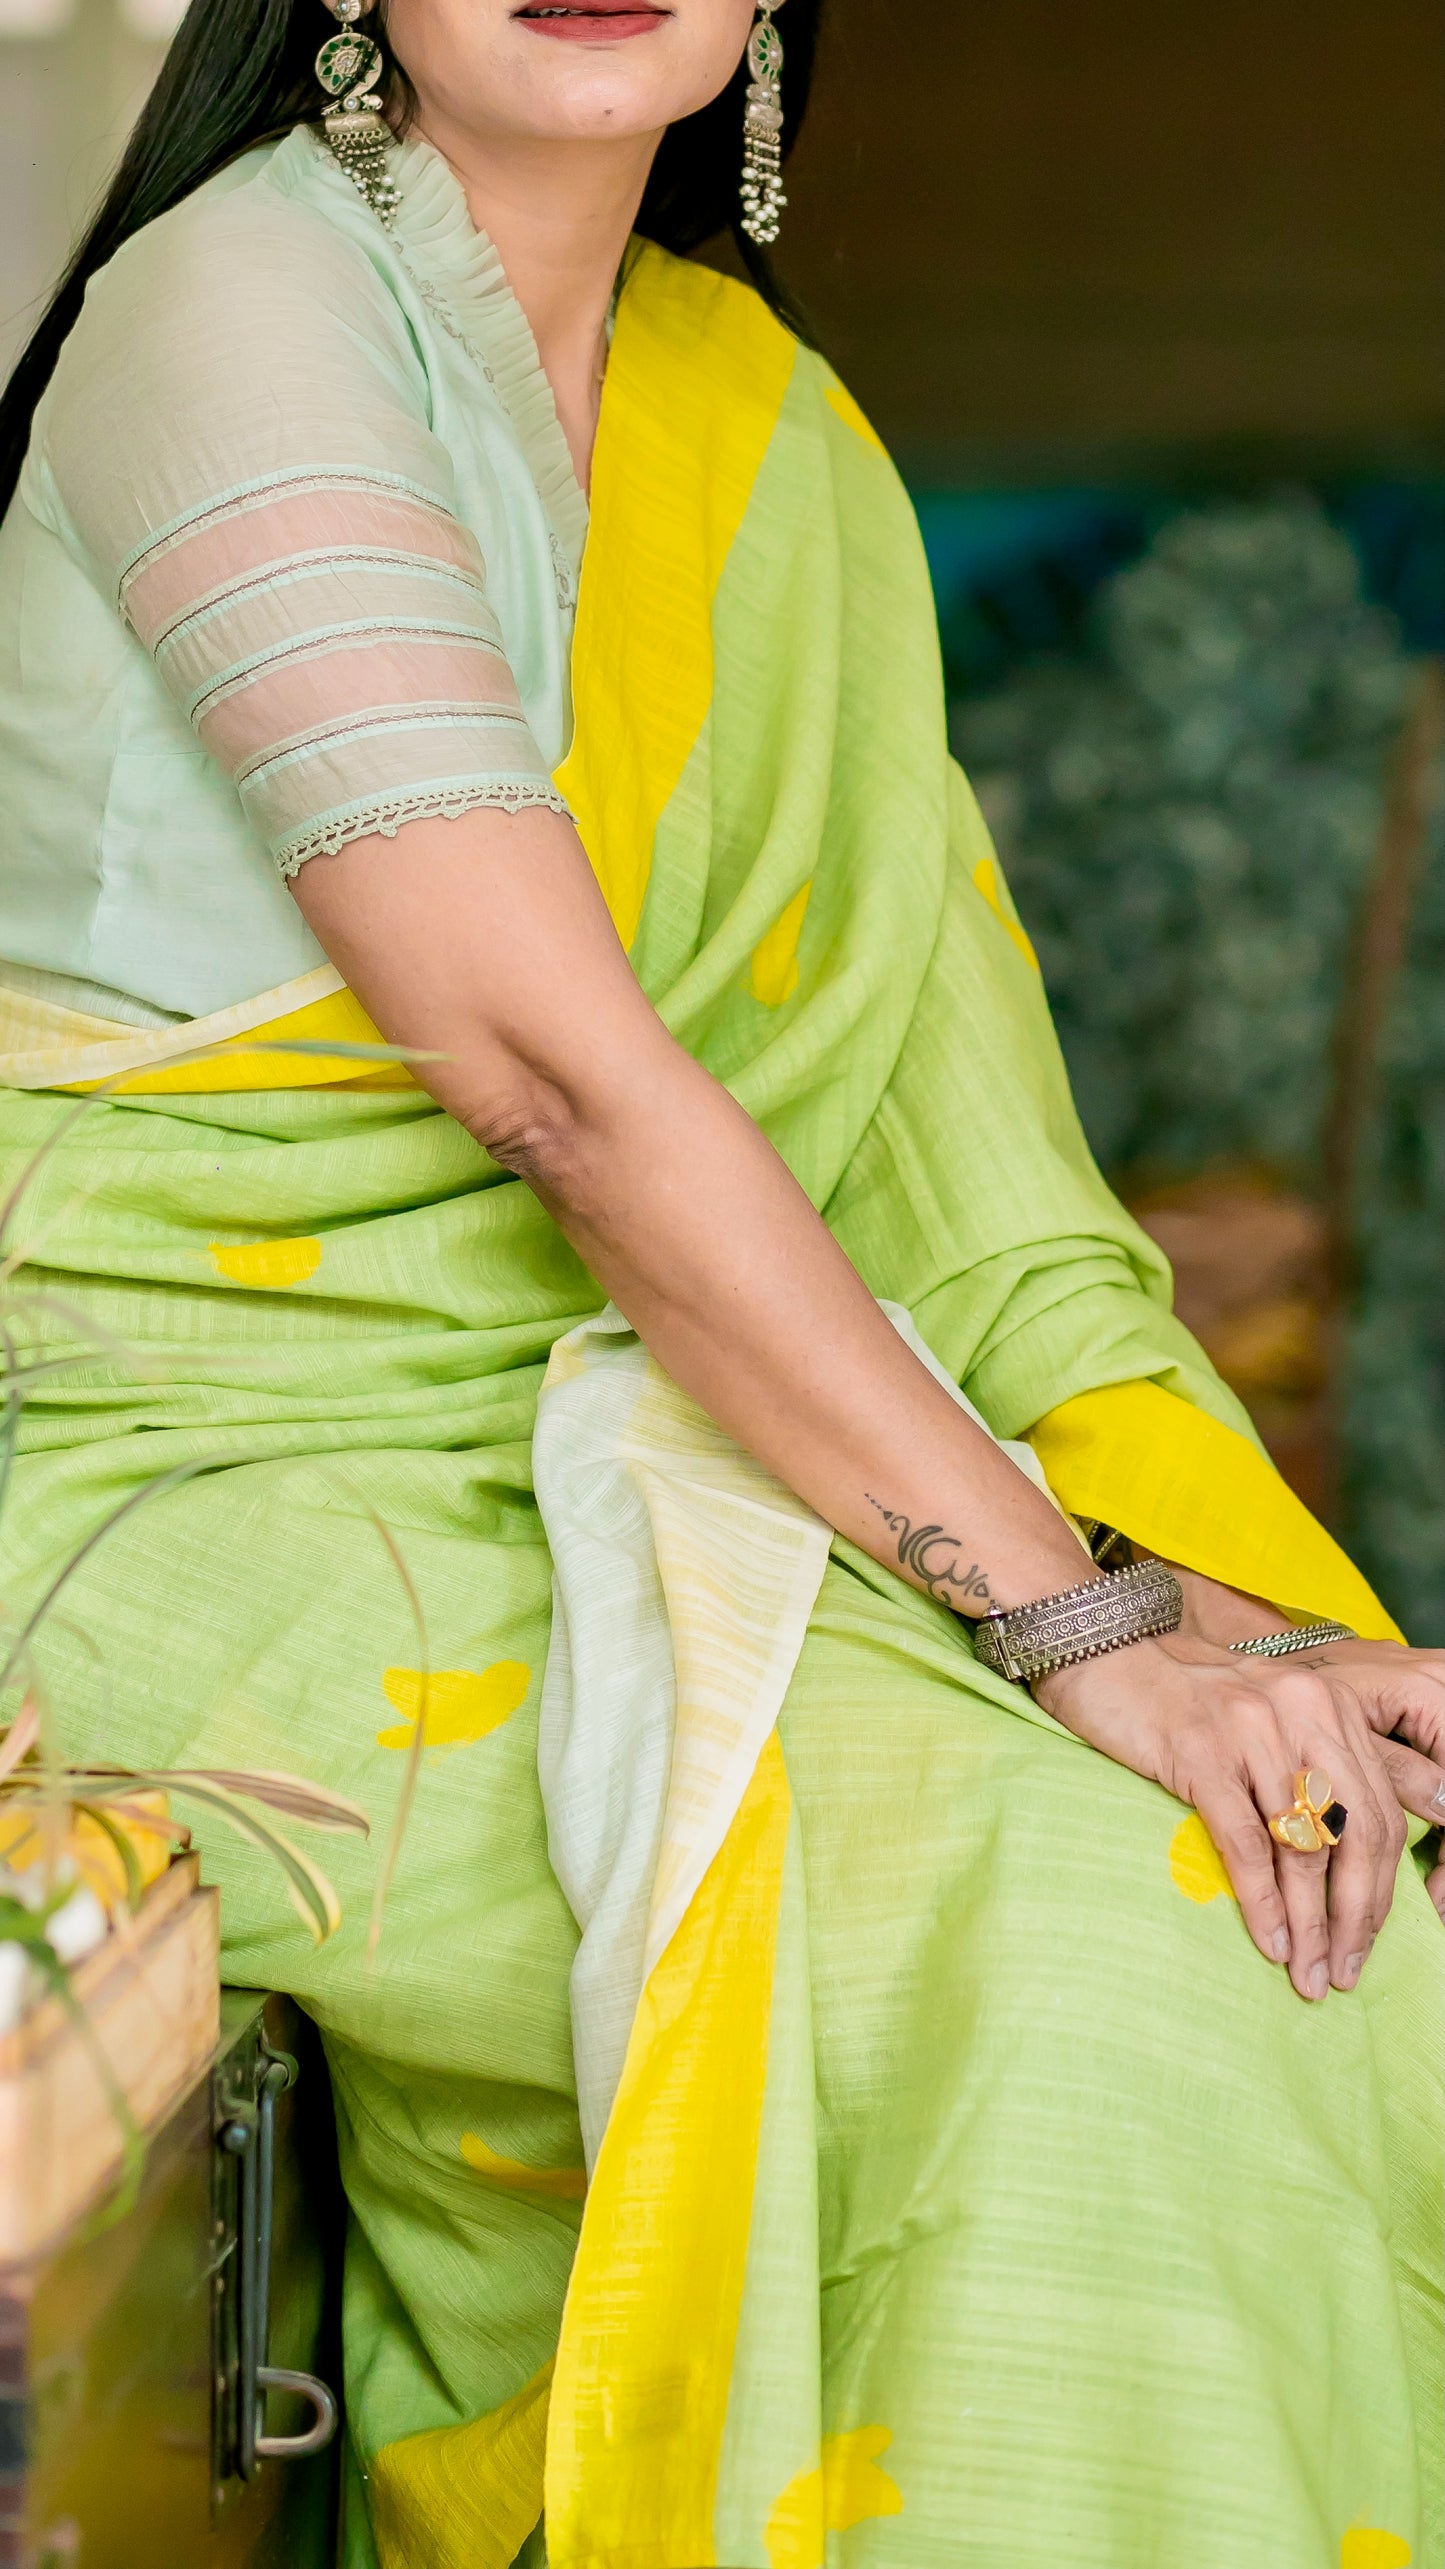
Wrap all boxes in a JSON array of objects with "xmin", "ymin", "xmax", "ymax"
[{"xmin": 514, "ymin": 4, "xmax": 669, "ymax": 36}]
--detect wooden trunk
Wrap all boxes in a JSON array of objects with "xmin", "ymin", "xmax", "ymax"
[{"xmin": 0, "ymin": 1989, "xmax": 341, "ymax": 2569}]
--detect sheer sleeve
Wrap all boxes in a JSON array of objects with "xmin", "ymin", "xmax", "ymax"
[{"xmin": 39, "ymin": 178, "xmax": 570, "ymax": 876}]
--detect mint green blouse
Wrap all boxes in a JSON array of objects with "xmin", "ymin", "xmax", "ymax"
[{"xmin": 0, "ymin": 127, "xmax": 588, "ymax": 1021}]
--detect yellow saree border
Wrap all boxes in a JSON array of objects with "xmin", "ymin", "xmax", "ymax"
[
  {"xmin": 545, "ymin": 1733, "xmax": 793, "ymax": 2569},
  {"xmin": 0, "ymin": 966, "xmax": 418, "ymax": 1096},
  {"xmin": 369, "ymin": 2359, "xmax": 554, "ymax": 2569},
  {"xmin": 554, "ymin": 243, "xmax": 797, "ymax": 955},
  {"xmin": 539, "ymin": 257, "xmax": 801, "ymax": 2565},
  {"xmin": 1030, "ymin": 1381, "xmax": 1401, "ymax": 1640},
  {"xmin": 357, "ymin": 250, "xmax": 803, "ymax": 2565}
]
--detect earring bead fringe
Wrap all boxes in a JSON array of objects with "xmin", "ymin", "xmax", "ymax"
[
  {"xmin": 315, "ymin": 0, "xmax": 400, "ymax": 229},
  {"xmin": 740, "ymin": 3, "xmax": 787, "ymax": 247}
]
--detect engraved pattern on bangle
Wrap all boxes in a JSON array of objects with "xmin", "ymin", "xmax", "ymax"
[
  {"xmin": 972, "ymin": 1558, "xmax": 1185, "ymax": 1686},
  {"xmin": 1229, "ymin": 1620, "xmax": 1355, "ymax": 1659}
]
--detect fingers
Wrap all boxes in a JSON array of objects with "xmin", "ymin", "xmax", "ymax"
[
  {"xmin": 1181, "ymin": 1663, "xmax": 1431, "ymax": 2004},
  {"xmin": 1259, "ymin": 1670, "xmax": 1407, "ymax": 1997},
  {"xmin": 1376, "ymin": 1734, "xmax": 1445, "ymax": 1828},
  {"xmin": 1232, "ymin": 1702, "xmax": 1333, "ymax": 2000},
  {"xmin": 1320, "ymin": 1741, "xmax": 1401, "ymax": 1993},
  {"xmin": 1191, "ymin": 1772, "xmax": 1291, "ymax": 1972},
  {"xmin": 1390, "ymin": 1690, "xmax": 1445, "ymax": 1765},
  {"xmin": 1351, "ymin": 1651, "xmax": 1445, "ymax": 1762},
  {"xmin": 1275, "ymin": 1838, "xmax": 1333, "ymax": 2000}
]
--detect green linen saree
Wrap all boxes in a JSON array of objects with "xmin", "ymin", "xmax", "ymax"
[{"xmin": 1, "ymin": 245, "xmax": 1438, "ymax": 2569}]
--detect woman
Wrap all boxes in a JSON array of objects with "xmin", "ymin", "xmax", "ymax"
[{"xmin": 0, "ymin": 3, "xmax": 1440, "ymax": 2562}]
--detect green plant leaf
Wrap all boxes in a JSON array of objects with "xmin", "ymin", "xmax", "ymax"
[
  {"xmin": 0, "ymin": 1331, "xmax": 21, "ymax": 1530},
  {"xmin": 357, "ymin": 1506, "xmax": 429, "ymax": 1962},
  {"xmin": 0, "ymin": 1696, "xmax": 39, "ymax": 1783},
  {"xmin": 43, "ymin": 1786, "xmax": 187, "ymax": 1844},
  {"xmin": 163, "ymin": 1767, "xmax": 369, "ymax": 1834},
  {"xmin": 0, "ymin": 1773, "xmax": 344, "ymax": 1940},
  {"xmin": 0, "ymin": 1086, "xmax": 113, "ymax": 1263},
  {"xmin": 0, "ymin": 1461, "xmax": 208, "ymax": 1698},
  {"xmin": 43, "ymin": 1950, "xmax": 147, "ymax": 2235},
  {"xmin": 52, "ymin": 1764, "xmax": 366, "ymax": 1838},
  {"xmin": 104, "ymin": 1774, "xmax": 342, "ymax": 1943},
  {"xmin": 239, "ymin": 1037, "xmax": 450, "ymax": 1063},
  {"xmin": 0, "ymin": 1286, "xmax": 157, "ymax": 1375},
  {"xmin": 0, "ymin": 1176, "xmax": 102, "ymax": 1292}
]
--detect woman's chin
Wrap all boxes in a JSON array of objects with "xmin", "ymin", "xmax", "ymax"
[
  {"xmin": 390, "ymin": 0, "xmax": 744, "ymax": 151},
  {"xmin": 418, "ymin": 55, "xmax": 703, "ymax": 146}
]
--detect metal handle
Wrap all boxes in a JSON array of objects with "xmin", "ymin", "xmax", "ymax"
[
  {"xmin": 256, "ymin": 2365, "xmax": 340, "ymax": 2458},
  {"xmin": 221, "ymin": 2042, "xmax": 337, "ymax": 2480}
]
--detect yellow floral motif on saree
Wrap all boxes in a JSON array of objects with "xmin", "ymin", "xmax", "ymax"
[
  {"xmin": 208, "ymin": 1235, "xmax": 323, "ymax": 1288},
  {"xmin": 375, "ymin": 1662, "xmax": 530, "ymax": 1754},
  {"xmin": 1168, "ymin": 1810, "xmax": 1235, "ymax": 1904},
  {"xmin": 1341, "ymin": 2535, "xmax": 1412, "ymax": 2569},
  {"xmin": 749, "ymin": 880, "xmax": 813, "ymax": 1007},
  {"xmin": 459, "ymin": 2134, "xmax": 587, "ymax": 2201},
  {"xmin": 764, "ymin": 2427, "xmax": 904, "ymax": 2568}
]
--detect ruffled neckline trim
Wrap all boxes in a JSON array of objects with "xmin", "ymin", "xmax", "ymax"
[{"xmin": 294, "ymin": 125, "xmax": 590, "ymax": 596}]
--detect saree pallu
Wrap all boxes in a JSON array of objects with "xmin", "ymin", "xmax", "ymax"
[{"xmin": 1, "ymin": 248, "xmax": 1438, "ymax": 2569}]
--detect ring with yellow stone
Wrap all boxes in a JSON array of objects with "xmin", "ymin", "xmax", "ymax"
[{"xmin": 1268, "ymin": 1767, "xmax": 1349, "ymax": 1854}]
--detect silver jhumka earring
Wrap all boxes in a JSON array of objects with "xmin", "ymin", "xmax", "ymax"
[
  {"xmin": 316, "ymin": 0, "xmax": 400, "ymax": 228},
  {"xmin": 739, "ymin": 0, "xmax": 787, "ymax": 246}
]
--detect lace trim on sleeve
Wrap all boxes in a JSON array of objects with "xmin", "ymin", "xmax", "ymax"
[
  {"xmin": 276, "ymin": 778, "xmax": 573, "ymax": 876},
  {"xmin": 113, "ymin": 470, "xmax": 565, "ymax": 867}
]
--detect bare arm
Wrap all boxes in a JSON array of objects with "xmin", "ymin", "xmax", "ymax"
[
  {"xmin": 292, "ymin": 805, "xmax": 1089, "ymax": 1617},
  {"xmin": 292, "ymin": 806, "xmax": 1444, "ymax": 1992}
]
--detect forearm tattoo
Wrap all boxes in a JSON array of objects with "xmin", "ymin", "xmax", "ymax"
[{"xmin": 865, "ymin": 1496, "xmax": 993, "ymax": 1611}]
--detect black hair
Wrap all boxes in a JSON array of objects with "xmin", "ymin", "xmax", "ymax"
[{"xmin": 0, "ymin": 0, "xmax": 823, "ymax": 523}]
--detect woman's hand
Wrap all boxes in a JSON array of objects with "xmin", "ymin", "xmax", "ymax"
[
  {"xmin": 1134, "ymin": 1559, "xmax": 1445, "ymax": 1893},
  {"xmin": 1034, "ymin": 1635, "xmax": 1443, "ymax": 2000},
  {"xmin": 1280, "ymin": 1636, "xmax": 1445, "ymax": 1918},
  {"xmin": 1284, "ymin": 1633, "xmax": 1445, "ymax": 1758}
]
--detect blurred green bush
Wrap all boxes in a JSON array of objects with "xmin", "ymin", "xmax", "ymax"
[{"xmin": 948, "ymin": 497, "xmax": 1443, "ymax": 1638}]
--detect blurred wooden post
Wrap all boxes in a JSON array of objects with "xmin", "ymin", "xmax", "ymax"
[
  {"xmin": 1324, "ymin": 657, "xmax": 1445, "ymax": 1299},
  {"xmin": 1316, "ymin": 655, "xmax": 1445, "ymax": 1518},
  {"xmin": 1126, "ymin": 659, "xmax": 1444, "ymax": 1528}
]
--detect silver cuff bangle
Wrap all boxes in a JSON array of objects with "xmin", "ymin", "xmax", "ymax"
[
  {"xmin": 972, "ymin": 1557, "xmax": 1185, "ymax": 1686},
  {"xmin": 1229, "ymin": 1620, "xmax": 1355, "ymax": 1658}
]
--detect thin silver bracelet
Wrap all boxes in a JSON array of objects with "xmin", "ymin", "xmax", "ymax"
[
  {"xmin": 1229, "ymin": 1620, "xmax": 1354, "ymax": 1659},
  {"xmin": 972, "ymin": 1557, "xmax": 1184, "ymax": 1686}
]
